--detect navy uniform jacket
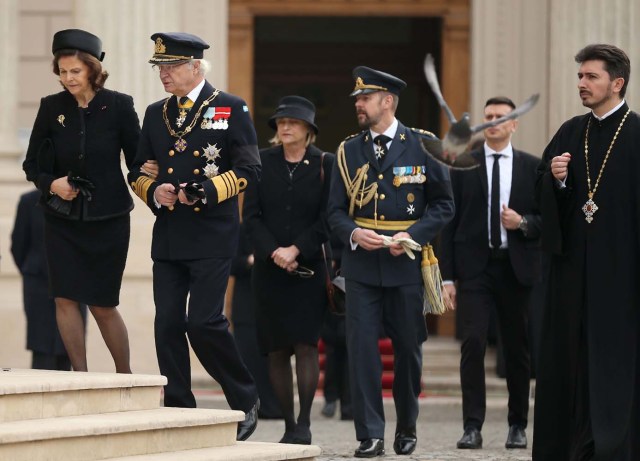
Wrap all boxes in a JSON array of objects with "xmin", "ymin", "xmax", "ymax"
[
  {"xmin": 328, "ymin": 121, "xmax": 454, "ymax": 287},
  {"xmin": 129, "ymin": 81, "xmax": 261, "ymax": 260},
  {"xmin": 23, "ymin": 89, "xmax": 140, "ymax": 220}
]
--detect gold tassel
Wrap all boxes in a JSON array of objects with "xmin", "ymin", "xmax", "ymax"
[{"xmin": 422, "ymin": 244, "xmax": 447, "ymax": 315}]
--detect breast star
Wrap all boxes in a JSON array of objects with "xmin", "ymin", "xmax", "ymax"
[{"xmin": 203, "ymin": 143, "xmax": 221, "ymax": 161}]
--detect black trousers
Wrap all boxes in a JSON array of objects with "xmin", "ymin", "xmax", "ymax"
[
  {"xmin": 457, "ymin": 257, "xmax": 531, "ymax": 431},
  {"xmin": 153, "ymin": 258, "xmax": 257, "ymax": 411},
  {"xmin": 345, "ymin": 280, "xmax": 426, "ymax": 440}
]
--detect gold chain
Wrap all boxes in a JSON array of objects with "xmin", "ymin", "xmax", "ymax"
[
  {"xmin": 162, "ymin": 90, "xmax": 220, "ymax": 138},
  {"xmin": 584, "ymin": 108, "xmax": 630, "ymax": 199}
]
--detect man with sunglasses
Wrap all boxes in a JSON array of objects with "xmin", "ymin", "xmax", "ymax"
[{"xmin": 128, "ymin": 32, "xmax": 260, "ymax": 441}]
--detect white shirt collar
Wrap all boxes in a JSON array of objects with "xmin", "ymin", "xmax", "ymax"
[
  {"xmin": 593, "ymin": 99, "xmax": 625, "ymax": 121},
  {"xmin": 484, "ymin": 142, "xmax": 513, "ymax": 159},
  {"xmin": 180, "ymin": 78, "xmax": 206, "ymax": 103},
  {"xmin": 369, "ymin": 118, "xmax": 399, "ymax": 141}
]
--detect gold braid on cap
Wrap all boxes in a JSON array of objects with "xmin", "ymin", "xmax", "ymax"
[
  {"xmin": 337, "ymin": 140, "xmax": 378, "ymax": 218},
  {"xmin": 353, "ymin": 77, "xmax": 388, "ymax": 93}
]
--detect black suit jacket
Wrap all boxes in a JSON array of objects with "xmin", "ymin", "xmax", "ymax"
[
  {"xmin": 23, "ymin": 89, "xmax": 140, "ymax": 220},
  {"xmin": 440, "ymin": 148, "xmax": 542, "ymax": 286},
  {"xmin": 129, "ymin": 81, "xmax": 261, "ymax": 260},
  {"xmin": 11, "ymin": 190, "xmax": 47, "ymax": 276}
]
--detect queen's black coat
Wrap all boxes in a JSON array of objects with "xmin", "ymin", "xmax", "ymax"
[
  {"xmin": 23, "ymin": 89, "xmax": 140, "ymax": 220},
  {"xmin": 21, "ymin": 88, "xmax": 140, "ymax": 306},
  {"xmin": 534, "ymin": 103, "xmax": 640, "ymax": 460},
  {"xmin": 243, "ymin": 145, "xmax": 333, "ymax": 352}
]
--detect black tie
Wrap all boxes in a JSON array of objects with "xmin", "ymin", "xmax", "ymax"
[
  {"xmin": 490, "ymin": 153, "xmax": 502, "ymax": 249},
  {"xmin": 373, "ymin": 134, "xmax": 391, "ymax": 159}
]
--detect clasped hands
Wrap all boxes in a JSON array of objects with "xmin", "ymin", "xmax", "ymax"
[{"xmin": 271, "ymin": 245, "xmax": 300, "ymax": 272}]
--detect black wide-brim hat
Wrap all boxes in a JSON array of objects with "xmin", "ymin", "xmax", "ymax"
[
  {"xmin": 350, "ymin": 66, "xmax": 406, "ymax": 96},
  {"xmin": 52, "ymin": 29, "xmax": 104, "ymax": 61},
  {"xmin": 268, "ymin": 96, "xmax": 319, "ymax": 134},
  {"xmin": 149, "ymin": 32, "xmax": 210, "ymax": 64}
]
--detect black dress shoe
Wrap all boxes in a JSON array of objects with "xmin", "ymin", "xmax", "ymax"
[
  {"xmin": 393, "ymin": 427, "xmax": 417, "ymax": 455},
  {"xmin": 321, "ymin": 401, "xmax": 337, "ymax": 418},
  {"xmin": 354, "ymin": 438, "xmax": 385, "ymax": 458},
  {"xmin": 279, "ymin": 430, "xmax": 296, "ymax": 444},
  {"xmin": 236, "ymin": 399, "xmax": 259, "ymax": 441},
  {"xmin": 291, "ymin": 425, "xmax": 312, "ymax": 445},
  {"xmin": 457, "ymin": 427, "xmax": 482, "ymax": 449},
  {"xmin": 505, "ymin": 425, "xmax": 527, "ymax": 449}
]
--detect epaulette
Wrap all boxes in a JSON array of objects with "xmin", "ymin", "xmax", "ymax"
[
  {"xmin": 410, "ymin": 127, "xmax": 438, "ymax": 139},
  {"xmin": 343, "ymin": 131, "xmax": 366, "ymax": 142}
]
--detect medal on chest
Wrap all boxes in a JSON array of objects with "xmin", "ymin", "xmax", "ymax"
[
  {"xmin": 176, "ymin": 109, "xmax": 187, "ymax": 128},
  {"xmin": 162, "ymin": 90, "xmax": 220, "ymax": 153}
]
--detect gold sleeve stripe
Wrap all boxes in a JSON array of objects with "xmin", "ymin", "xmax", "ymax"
[
  {"xmin": 211, "ymin": 170, "xmax": 241, "ymax": 203},
  {"xmin": 131, "ymin": 176, "xmax": 155, "ymax": 205}
]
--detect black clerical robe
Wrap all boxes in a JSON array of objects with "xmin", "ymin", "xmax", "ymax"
[{"xmin": 533, "ymin": 103, "xmax": 640, "ymax": 460}]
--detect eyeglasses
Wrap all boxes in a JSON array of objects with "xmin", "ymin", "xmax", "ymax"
[
  {"xmin": 287, "ymin": 265, "xmax": 315, "ymax": 278},
  {"xmin": 151, "ymin": 62, "xmax": 189, "ymax": 73}
]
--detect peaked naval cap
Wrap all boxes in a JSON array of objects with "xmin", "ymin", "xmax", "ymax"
[
  {"xmin": 350, "ymin": 66, "xmax": 407, "ymax": 96},
  {"xmin": 149, "ymin": 32, "xmax": 210, "ymax": 64}
]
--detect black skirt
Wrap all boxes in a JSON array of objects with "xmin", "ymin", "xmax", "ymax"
[
  {"xmin": 251, "ymin": 258, "xmax": 326, "ymax": 354},
  {"xmin": 44, "ymin": 213, "xmax": 130, "ymax": 307}
]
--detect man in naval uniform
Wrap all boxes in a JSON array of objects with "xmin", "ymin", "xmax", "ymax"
[
  {"xmin": 328, "ymin": 66, "xmax": 455, "ymax": 457},
  {"xmin": 128, "ymin": 32, "xmax": 260, "ymax": 441}
]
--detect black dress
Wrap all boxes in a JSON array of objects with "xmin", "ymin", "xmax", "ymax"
[
  {"xmin": 243, "ymin": 145, "xmax": 334, "ymax": 353},
  {"xmin": 23, "ymin": 89, "xmax": 140, "ymax": 307}
]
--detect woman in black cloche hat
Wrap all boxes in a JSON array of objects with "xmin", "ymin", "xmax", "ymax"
[
  {"xmin": 243, "ymin": 96, "xmax": 334, "ymax": 444},
  {"xmin": 22, "ymin": 29, "xmax": 147, "ymax": 374}
]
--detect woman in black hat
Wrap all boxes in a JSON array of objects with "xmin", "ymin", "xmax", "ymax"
[
  {"xmin": 243, "ymin": 96, "xmax": 335, "ymax": 444},
  {"xmin": 22, "ymin": 29, "xmax": 144, "ymax": 373}
]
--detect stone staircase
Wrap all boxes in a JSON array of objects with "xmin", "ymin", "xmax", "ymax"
[{"xmin": 0, "ymin": 369, "xmax": 321, "ymax": 461}]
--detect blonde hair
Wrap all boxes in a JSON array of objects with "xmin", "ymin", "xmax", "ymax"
[{"xmin": 268, "ymin": 122, "xmax": 316, "ymax": 147}]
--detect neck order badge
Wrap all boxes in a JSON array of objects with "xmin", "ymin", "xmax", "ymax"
[{"xmin": 582, "ymin": 109, "xmax": 630, "ymax": 223}]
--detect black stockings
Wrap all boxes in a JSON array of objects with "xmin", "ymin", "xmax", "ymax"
[{"xmin": 268, "ymin": 343, "xmax": 318, "ymax": 443}]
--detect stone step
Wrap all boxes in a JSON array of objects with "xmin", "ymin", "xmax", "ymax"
[
  {"xmin": 106, "ymin": 441, "xmax": 321, "ymax": 461},
  {"xmin": 0, "ymin": 407, "xmax": 242, "ymax": 461},
  {"xmin": 0, "ymin": 369, "xmax": 165, "ymax": 422}
]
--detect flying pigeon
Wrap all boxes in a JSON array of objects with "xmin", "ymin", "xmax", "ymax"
[{"xmin": 422, "ymin": 53, "xmax": 540, "ymax": 168}]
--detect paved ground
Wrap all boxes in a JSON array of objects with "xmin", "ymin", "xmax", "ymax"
[{"xmin": 197, "ymin": 393, "xmax": 534, "ymax": 461}]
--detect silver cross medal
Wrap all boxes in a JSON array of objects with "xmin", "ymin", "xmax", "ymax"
[
  {"xmin": 582, "ymin": 193, "xmax": 598, "ymax": 223},
  {"xmin": 374, "ymin": 143, "xmax": 385, "ymax": 159}
]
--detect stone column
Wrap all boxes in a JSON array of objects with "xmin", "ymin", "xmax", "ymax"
[
  {"xmin": 547, "ymin": 0, "xmax": 640, "ymax": 133},
  {"xmin": 471, "ymin": 0, "xmax": 550, "ymax": 156},
  {"xmin": 76, "ymin": 0, "xmax": 229, "ymax": 113},
  {"xmin": 0, "ymin": 0, "xmax": 22, "ymax": 158}
]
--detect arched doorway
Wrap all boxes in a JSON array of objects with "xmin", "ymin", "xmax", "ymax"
[{"xmin": 229, "ymin": 0, "xmax": 470, "ymax": 336}]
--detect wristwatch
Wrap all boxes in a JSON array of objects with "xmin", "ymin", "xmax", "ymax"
[{"xmin": 518, "ymin": 216, "xmax": 528, "ymax": 234}]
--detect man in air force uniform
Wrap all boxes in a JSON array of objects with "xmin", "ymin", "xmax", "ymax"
[{"xmin": 328, "ymin": 66, "xmax": 454, "ymax": 457}]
